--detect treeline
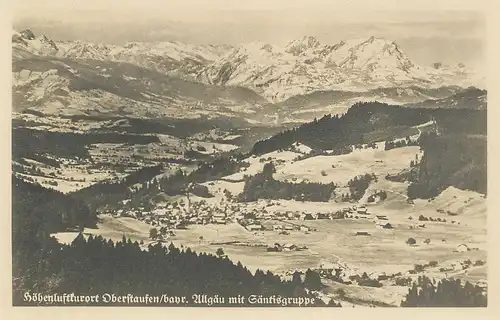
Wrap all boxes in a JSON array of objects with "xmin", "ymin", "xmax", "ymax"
[
  {"xmin": 57, "ymin": 114, "xmax": 249, "ymax": 139},
  {"xmin": 13, "ymin": 234, "xmax": 339, "ymax": 306},
  {"xmin": 251, "ymin": 102, "xmax": 429, "ymax": 154},
  {"xmin": 187, "ymin": 152, "xmax": 248, "ymax": 182},
  {"xmin": 250, "ymin": 102, "xmax": 486, "ymax": 155},
  {"xmin": 156, "ymin": 153, "xmax": 248, "ymax": 194},
  {"xmin": 401, "ymin": 276, "xmax": 486, "ymax": 307},
  {"xmin": 407, "ymin": 132, "xmax": 487, "ymax": 199},
  {"xmin": 73, "ymin": 152, "xmax": 250, "ymax": 212},
  {"xmin": 71, "ymin": 165, "xmax": 164, "ymax": 212},
  {"xmin": 16, "ymin": 153, "xmax": 61, "ymax": 168},
  {"xmin": 384, "ymin": 136, "xmax": 419, "ymax": 151},
  {"xmin": 12, "ymin": 175, "xmax": 96, "ymax": 257},
  {"xmin": 117, "ymin": 153, "xmax": 249, "ymax": 210},
  {"xmin": 238, "ymin": 163, "xmax": 336, "ymax": 202},
  {"xmin": 342, "ymin": 173, "xmax": 377, "ymax": 201},
  {"xmin": 12, "ymin": 127, "xmax": 160, "ymax": 161}
]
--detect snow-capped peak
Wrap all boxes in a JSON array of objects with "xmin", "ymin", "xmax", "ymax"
[
  {"xmin": 285, "ymin": 36, "xmax": 321, "ymax": 55},
  {"xmin": 199, "ymin": 35, "xmax": 480, "ymax": 102},
  {"xmin": 12, "ymin": 29, "xmax": 59, "ymax": 56}
]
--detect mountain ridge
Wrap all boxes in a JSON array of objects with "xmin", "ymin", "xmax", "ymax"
[
  {"xmin": 12, "ymin": 29, "xmax": 485, "ymax": 123},
  {"xmin": 198, "ymin": 35, "xmax": 482, "ymax": 102}
]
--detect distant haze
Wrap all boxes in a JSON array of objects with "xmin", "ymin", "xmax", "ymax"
[{"xmin": 13, "ymin": 0, "xmax": 486, "ymax": 69}]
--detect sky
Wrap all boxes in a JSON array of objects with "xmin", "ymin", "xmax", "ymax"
[{"xmin": 11, "ymin": 0, "xmax": 488, "ymax": 68}]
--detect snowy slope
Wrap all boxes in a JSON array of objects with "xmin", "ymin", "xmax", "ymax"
[
  {"xmin": 13, "ymin": 29, "xmax": 232, "ymax": 79},
  {"xmin": 199, "ymin": 36, "xmax": 481, "ymax": 102},
  {"xmin": 12, "ymin": 56, "xmax": 267, "ymax": 119}
]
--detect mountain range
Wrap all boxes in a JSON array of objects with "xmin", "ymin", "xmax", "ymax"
[
  {"xmin": 197, "ymin": 36, "xmax": 483, "ymax": 102},
  {"xmin": 12, "ymin": 29, "xmax": 486, "ymax": 123}
]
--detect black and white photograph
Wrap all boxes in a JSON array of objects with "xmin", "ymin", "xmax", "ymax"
[{"xmin": 8, "ymin": 0, "xmax": 491, "ymax": 309}]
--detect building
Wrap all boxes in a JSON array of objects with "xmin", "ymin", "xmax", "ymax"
[
  {"xmin": 355, "ymin": 231, "xmax": 371, "ymax": 236},
  {"xmin": 246, "ymin": 224, "xmax": 263, "ymax": 231},
  {"xmin": 454, "ymin": 244, "xmax": 470, "ymax": 252},
  {"xmin": 267, "ymin": 245, "xmax": 281, "ymax": 252},
  {"xmin": 303, "ymin": 213, "xmax": 315, "ymax": 220},
  {"xmin": 317, "ymin": 213, "xmax": 329, "ymax": 219},
  {"xmin": 357, "ymin": 207, "xmax": 368, "ymax": 215},
  {"xmin": 282, "ymin": 244, "xmax": 297, "ymax": 251}
]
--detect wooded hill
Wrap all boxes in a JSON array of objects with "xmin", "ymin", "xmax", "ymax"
[{"xmin": 251, "ymin": 102, "xmax": 486, "ymax": 154}]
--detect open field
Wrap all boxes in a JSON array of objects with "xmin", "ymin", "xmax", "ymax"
[{"xmin": 275, "ymin": 146, "xmax": 421, "ymax": 185}]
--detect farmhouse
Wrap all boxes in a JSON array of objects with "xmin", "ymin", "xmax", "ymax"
[
  {"xmin": 376, "ymin": 215, "xmax": 388, "ymax": 220},
  {"xmin": 355, "ymin": 231, "xmax": 371, "ymax": 236},
  {"xmin": 299, "ymin": 225, "xmax": 310, "ymax": 232},
  {"xmin": 303, "ymin": 213, "xmax": 315, "ymax": 220},
  {"xmin": 246, "ymin": 224, "xmax": 263, "ymax": 231},
  {"xmin": 212, "ymin": 212, "xmax": 226, "ymax": 224},
  {"xmin": 317, "ymin": 213, "xmax": 329, "ymax": 219},
  {"xmin": 357, "ymin": 207, "xmax": 368, "ymax": 215},
  {"xmin": 454, "ymin": 244, "xmax": 470, "ymax": 252},
  {"xmin": 267, "ymin": 245, "xmax": 281, "ymax": 252},
  {"xmin": 282, "ymin": 244, "xmax": 298, "ymax": 251}
]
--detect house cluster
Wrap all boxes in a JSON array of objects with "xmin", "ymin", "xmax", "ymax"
[
  {"xmin": 266, "ymin": 242, "xmax": 308, "ymax": 252},
  {"xmin": 110, "ymin": 197, "xmax": 378, "ymax": 238},
  {"xmin": 342, "ymin": 205, "xmax": 371, "ymax": 218},
  {"xmin": 114, "ymin": 199, "xmax": 241, "ymax": 231},
  {"xmin": 272, "ymin": 224, "xmax": 313, "ymax": 232}
]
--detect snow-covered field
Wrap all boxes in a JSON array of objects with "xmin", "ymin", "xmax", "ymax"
[{"xmin": 275, "ymin": 146, "xmax": 421, "ymax": 185}]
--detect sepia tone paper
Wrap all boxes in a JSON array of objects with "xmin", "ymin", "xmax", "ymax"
[{"xmin": 1, "ymin": 0, "xmax": 500, "ymax": 319}]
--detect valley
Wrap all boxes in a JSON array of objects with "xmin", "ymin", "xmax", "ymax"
[
  {"xmin": 11, "ymin": 27, "xmax": 487, "ymax": 307},
  {"xmin": 17, "ymin": 111, "xmax": 484, "ymax": 307}
]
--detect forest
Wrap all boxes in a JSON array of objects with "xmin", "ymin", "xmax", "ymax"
[
  {"xmin": 238, "ymin": 163, "xmax": 336, "ymax": 202},
  {"xmin": 408, "ymin": 132, "xmax": 487, "ymax": 198},
  {"xmin": 12, "ymin": 175, "xmax": 96, "ymax": 239},
  {"xmin": 12, "ymin": 127, "xmax": 160, "ymax": 161},
  {"xmin": 71, "ymin": 165, "xmax": 164, "ymax": 212},
  {"xmin": 344, "ymin": 173, "xmax": 377, "ymax": 201},
  {"xmin": 13, "ymin": 233, "xmax": 343, "ymax": 306},
  {"xmin": 401, "ymin": 276, "xmax": 486, "ymax": 307},
  {"xmin": 251, "ymin": 102, "xmax": 486, "ymax": 155}
]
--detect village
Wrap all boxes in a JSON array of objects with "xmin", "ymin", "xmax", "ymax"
[{"xmin": 108, "ymin": 195, "xmax": 390, "ymax": 242}]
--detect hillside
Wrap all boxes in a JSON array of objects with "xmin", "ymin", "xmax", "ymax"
[
  {"xmin": 251, "ymin": 102, "xmax": 486, "ymax": 155},
  {"xmin": 12, "ymin": 55, "xmax": 268, "ymax": 119},
  {"xmin": 408, "ymin": 133, "xmax": 487, "ymax": 198},
  {"xmin": 404, "ymin": 87, "xmax": 487, "ymax": 110},
  {"xmin": 12, "ymin": 175, "xmax": 97, "ymax": 248}
]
